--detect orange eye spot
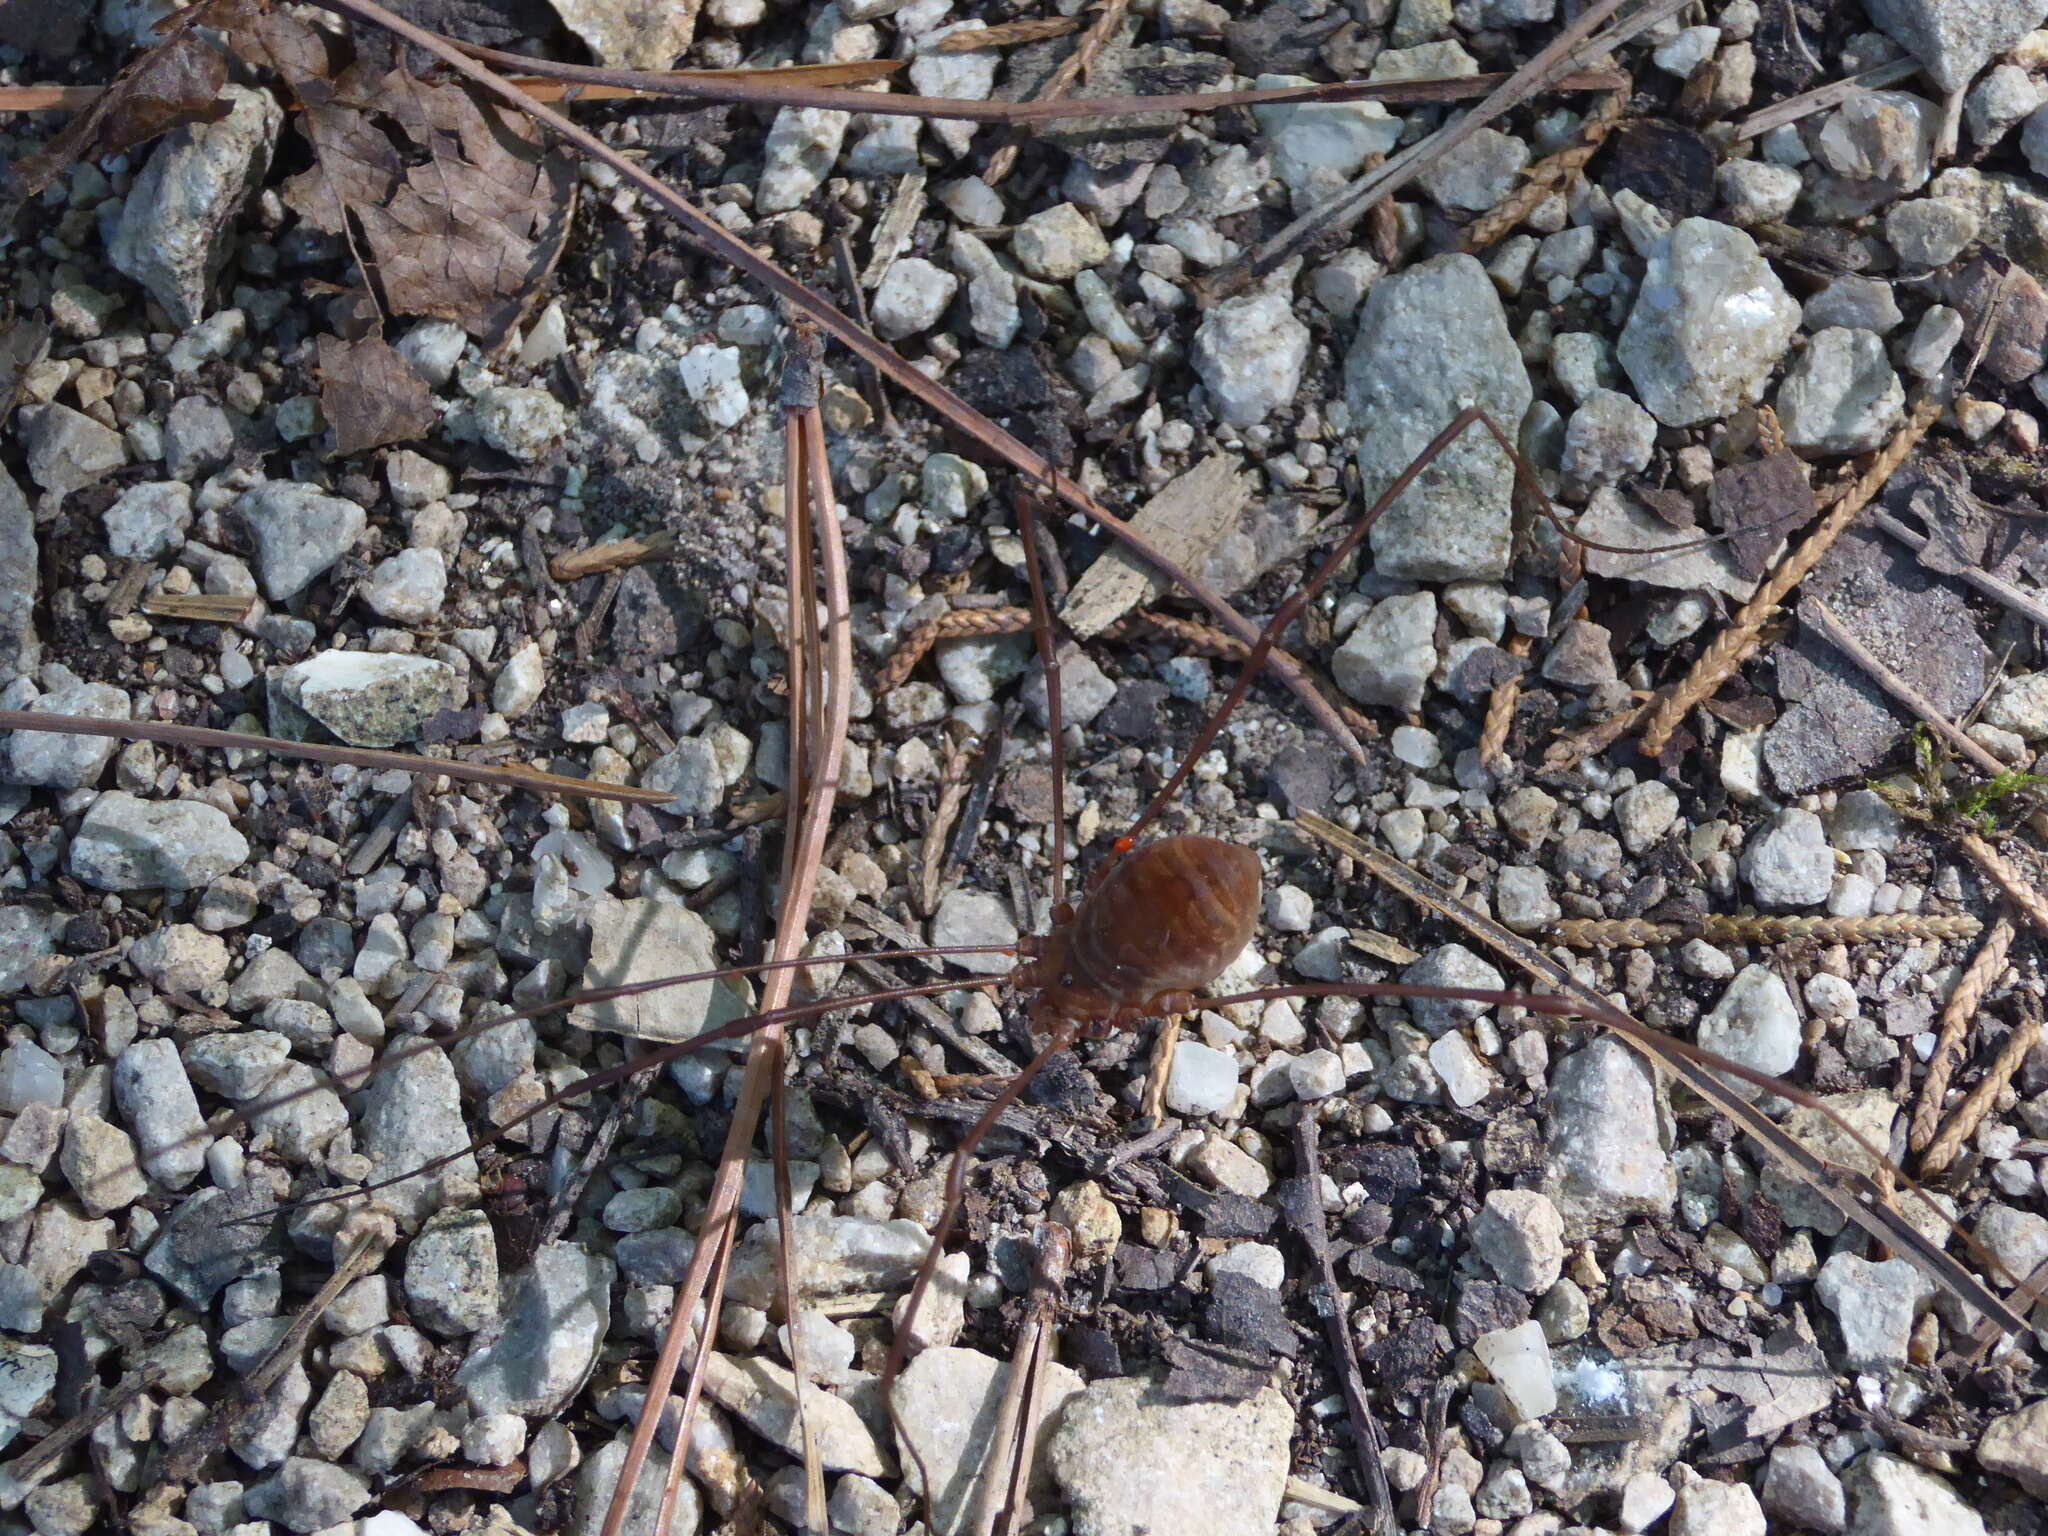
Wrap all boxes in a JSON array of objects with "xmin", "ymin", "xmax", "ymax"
[{"xmin": 1113, "ymin": 836, "xmax": 1134, "ymax": 854}]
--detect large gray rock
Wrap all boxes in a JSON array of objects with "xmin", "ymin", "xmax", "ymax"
[
  {"xmin": 458, "ymin": 1241, "xmax": 615, "ymax": 1418},
  {"xmin": 1776, "ymin": 329, "xmax": 1905, "ymax": 455},
  {"xmin": 358, "ymin": 1046, "xmax": 477, "ymax": 1229},
  {"xmin": 1863, "ymin": 0, "xmax": 2048, "ymax": 92},
  {"xmin": 1542, "ymin": 1035, "xmax": 1675, "ymax": 1235},
  {"xmin": 1344, "ymin": 254, "xmax": 1532, "ymax": 581},
  {"xmin": 108, "ymin": 84, "xmax": 282, "ymax": 329},
  {"xmin": 1192, "ymin": 276, "xmax": 1310, "ymax": 428},
  {"xmin": 18, "ymin": 404, "xmax": 125, "ymax": 496},
  {"xmin": 1617, "ymin": 219, "xmax": 1800, "ymax": 427},
  {"xmin": 1049, "ymin": 1379, "xmax": 1292, "ymax": 1536},
  {"xmin": 700, "ymin": 1353, "xmax": 890, "ymax": 1476},
  {"xmin": 893, "ymin": 1347, "xmax": 1084, "ymax": 1536},
  {"xmin": 234, "ymin": 482, "xmax": 367, "ymax": 601},
  {"xmin": 271, "ymin": 650, "xmax": 456, "ymax": 748},
  {"xmin": 573, "ymin": 895, "xmax": 753, "ymax": 1045},
  {"xmin": 69, "ymin": 791, "xmax": 249, "ymax": 890},
  {"xmin": 1842, "ymin": 1453, "xmax": 1985, "ymax": 1536},
  {"xmin": 4, "ymin": 678, "xmax": 128, "ymax": 787},
  {"xmin": 1696, "ymin": 964, "xmax": 1801, "ymax": 1094}
]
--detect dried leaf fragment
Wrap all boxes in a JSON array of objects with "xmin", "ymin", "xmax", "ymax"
[
  {"xmin": 1709, "ymin": 450, "xmax": 1813, "ymax": 580},
  {"xmin": 317, "ymin": 334, "xmax": 437, "ymax": 455},
  {"xmin": 8, "ymin": 27, "xmax": 228, "ymax": 197}
]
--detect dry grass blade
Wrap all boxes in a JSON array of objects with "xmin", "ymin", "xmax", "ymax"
[
  {"xmin": 1638, "ymin": 392, "xmax": 1940, "ymax": 755},
  {"xmin": 0, "ymin": 709, "xmax": 674, "ymax": 802},
  {"xmin": 1910, "ymin": 913, "xmax": 2016, "ymax": 1154},
  {"xmin": 610, "ymin": 336, "xmax": 854, "ymax": 1536},
  {"xmin": 927, "ymin": 16, "xmax": 1081, "ymax": 52},
  {"xmin": 1733, "ymin": 56, "xmax": 1922, "ymax": 139},
  {"xmin": 136, "ymin": 592, "xmax": 256, "ymax": 623},
  {"xmin": 984, "ymin": 0, "xmax": 1130, "ymax": 186},
  {"xmin": 300, "ymin": 0, "xmax": 1368, "ymax": 761},
  {"xmin": 1296, "ymin": 812, "xmax": 2030, "ymax": 1336}
]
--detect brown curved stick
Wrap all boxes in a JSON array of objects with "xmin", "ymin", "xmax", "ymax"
[
  {"xmin": 300, "ymin": 0, "xmax": 1368, "ymax": 765},
  {"xmin": 0, "ymin": 710, "xmax": 673, "ymax": 804}
]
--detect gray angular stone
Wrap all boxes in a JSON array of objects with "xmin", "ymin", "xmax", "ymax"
[
  {"xmin": 1762, "ymin": 1444, "xmax": 1846, "ymax": 1535},
  {"xmin": 164, "ymin": 396, "xmax": 235, "ymax": 482},
  {"xmin": 359, "ymin": 548, "xmax": 447, "ymax": 625},
  {"xmin": 1815, "ymin": 1253, "xmax": 1935, "ymax": 1370},
  {"xmin": 1402, "ymin": 943, "xmax": 1505, "ymax": 1037},
  {"xmin": 5, "ymin": 680, "xmax": 128, "ymax": 788},
  {"xmin": 406, "ymin": 1208, "xmax": 500, "ymax": 1336},
  {"xmin": 113, "ymin": 1038, "xmax": 211, "ymax": 1189},
  {"xmin": 1740, "ymin": 807, "xmax": 1832, "ymax": 906},
  {"xmin": 1345, "ymin": 254, "xmax": 1532, "ymax": 581},
  {"xmin": 1333, "ymin": 591, "xmax": 1437, "ymax": 712},
  {"xmin": 69, "ymin": 791, "xmax": 248, "ymax": 890},
  {"xmin": 0, "ymin": 909, "xmax": 54, "ymax": 998},
  {"xmin": 893, "ymin": 1346, "xmax": 1084, "ymax": 1536},
  {"xmin": 573, "ymin": 895, "xmax": 753, "ymax": 1044},
  {"xmin": 1576, "ymin": 487, "xmax": 1759, "ymax": 599},
  {"xmin": 18, "ymin": 404, "xmax": 125, "ymax": 497},
  {"xmin": 1776, "ymin": 328, "xmax": 1905, "ymax": 455},
  {"xmin": 1843, "ymin": 1454, "xmax": 1984, "ymax": 1536},
  {"xmin": 1617, "ymin": 218, "xmax": 1800, "ymax": 427},
  {"xmin": 929, "ymin": 888, "xmax": 1017, "ymax": 977},
  {"xmin": 1049, "ymin": 1379, "xmax": 1292, "ymax": 1536},
  {"xmin": 234, "ymin": 482, "xmax": 366, "ymax": 600},
  {"xmin": 359, "ymin": 1045, "xmax": 476, "ymax": 1228},
  {"xmin": 1863, "ymin": 0, "xmax": 2048, "ymax": 92},
  {"xmin": 1543, "ymin": 1035, "xmax": 1674, "ymax": 1235},
  {"xmin": 700, "ymin": 1353, "xmax": 890, "ymax": 1475},
  {"xmin": 1977, "ymin": 1398, "xmax": 2048, "ymax": 1499},
  {"xmin": 108, "ymin": 84, "xmax": 281, "ymax": 328},
  {"xmin": 0, "ymin": 469, "xmax": 36, "ymax": 683},
  {"xmin": 459, "ymin": 1240, "xmax": 614, "ymax": 1417},
  {"xmin": 1697, "ymin": 964, "xmax": 1801, "ymax": 1091},
  {"xmin": 103, "ymin": 480, "xmax": 193, "ymax": 559},
  {"xmin": 1561, "ymin": 389, "xmax": 1656, "ymax": 488},
  {"xmin": 244, "ymin": 1457, "xmax": 371, "ymax": 1536},
  {"xmin": 1469, "ymin": 1189, "xmax": 1565, "ymax": 1294},
  {"xmin": 1252, "ymin": 75, "xmax": 1399, "ymax": 207},
  {"xmin": 273, "ymin": 650, "xmax": 456, "ymax": 748},
  {"xmin": 1192, "ymin": 278, "xmax": 1310, "ymax": 428},
  {"xmin": 571, "ymin": 1434, "xmax": 701, "ymax": 1536}
]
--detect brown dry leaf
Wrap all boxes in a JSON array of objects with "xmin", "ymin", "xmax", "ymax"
[
  {"xmin": 7, "ymin": 25, "xmax": 227, "ymax": 197},
  {"xmin": 317, "ymin": 333, "xmax": 437, "ymax": 455},
  {"xmin": 1709, "ymin": 450, "xmax": 1814, "ymax": 580},
  {"xmin": 216, "ymin": 0, "xmax": 572, "ymax": 346}
]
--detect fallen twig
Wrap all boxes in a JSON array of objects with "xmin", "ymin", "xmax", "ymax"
[
  {"xmin": 1289, "ymin": 1112, "xmax": 1395, "ymax": 1534},
  {"xmin": 1868, "ymin": 509, "xmax": 2048, "ymax": 633},
  {"xmin": 1732, "ymin": 56, "xmax": 1922, "ymax": 140},
  {"xmin": 1910, "ymin": 914, "xmax": 2016, "ymax": 1154}
]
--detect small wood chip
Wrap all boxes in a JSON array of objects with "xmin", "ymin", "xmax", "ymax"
[{"xmin": 1059, "ymin": 455, "xmax": 1250, "ymax": 639}]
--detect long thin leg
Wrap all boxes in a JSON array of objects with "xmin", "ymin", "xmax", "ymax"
[{"xmin": 884, "ymin": 1026, "xmax": 1078, "ymax": 1512}]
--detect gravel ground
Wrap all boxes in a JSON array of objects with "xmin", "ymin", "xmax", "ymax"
[{"xmin": 3, "ymin": 1, "xmax": 2048, "ymax": 1535}]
